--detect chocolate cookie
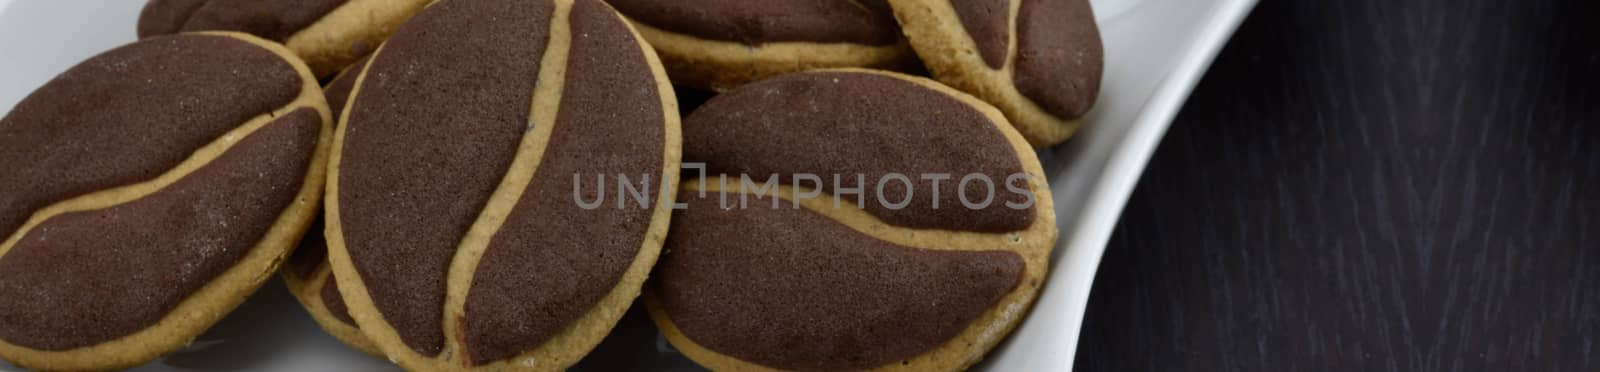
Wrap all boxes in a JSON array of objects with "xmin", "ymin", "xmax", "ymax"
[
  {"xmin": 888, "ymin": 0, "xmax": 1103, "ymax": 147},
  {"xmin": 324, "ymin": 0, "xmax": 681, "ymax": 369},
  {"xmin": 0, "ymin": 33, "xmax": 331, "ymax": 371},
  {"xmin": 647, "ymin": 69, "xmax": 1057, "ymax": 371},
  {"xmin": 279, "ymin": 56, "xmax": 380, "ymax": 357},
  {"xmin": 137, "ymin": 0, "xmax": 430, "ymax": 77},
  {"xmin": 605, "ymin": 0, "xmax": 916, "ymax": 91}
]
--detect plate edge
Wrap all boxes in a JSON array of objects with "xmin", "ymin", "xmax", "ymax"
[{"xmin": 1052, "ymin": 0, "xmax": 1260, "ymax": 370}]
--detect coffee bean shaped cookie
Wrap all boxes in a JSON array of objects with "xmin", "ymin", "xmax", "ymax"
[
  {"xmin": 648, "ymin": 69, "xmax": 1057, "ymax": 371},
  {"xmin": 605, "ymin": 0, "xmax": 916, "ymax": 91},
  {"xmin": 138, "ymin": 0, "xmax": 430, "ymax": 77},
  {"xmin": 888, "ymin": 0, "xmax": 1103, "ymax": 147},
  {"xmin": 325, "ymin": 0, "xmax": 680, "ymax": 370},
  {"xmin": 0, "ymin": 33, "xmax": 330, "ymax": 371},
  {"xmin": 281, "ymin": 56, "xmax": 379, "ymax": 357}
]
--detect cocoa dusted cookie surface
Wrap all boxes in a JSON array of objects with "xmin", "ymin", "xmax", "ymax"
[
  {"xmin": 649, "ymin": 69, "xmax": 1058, "ymax": 371},
  {"xmin": 0, "ymin": 33, "xmax": 331, "ymax": 371},
  {"xmin": 324, "ymin": 0, "xmax": 681, "ymax": 370},
  {"xmin": 138, "ymin": 0, "xmax": 430, "ymax": 77},
  {"xmin": 605, "ymin": 0, "xmax": 915, "ymax": 91},
  {"xmin": 889, "ymin": 0, "xmax": 1103, "ymax": 147}
]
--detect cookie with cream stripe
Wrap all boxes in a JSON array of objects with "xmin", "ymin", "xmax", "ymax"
[
  {"xmin": 649, "ymin": 69, "xmax": 1057, "ymax": 371},
  {"xmin": 324, "ymin": 0, "xmax": 680, "ymax": 369},
  {"xmin": 888, "ymin": 0, "xmax": 1103, "ymax": 147},
  {"xmin": 0, "ymin": 32, "xmax": 331, "ymax": 371}
]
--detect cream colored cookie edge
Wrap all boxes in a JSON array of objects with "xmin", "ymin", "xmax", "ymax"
[
  {"xmin": 322, "ymin": 37, "xmax": 417, "ymax": 370},
  {"xmin": 624, "ymin": 18, "xmax": 915, "ymax": 92},
  {"xmin": 285, "ymin": 0, "xmax": 431, "ymax": 77},
  {"xmin": 278, "ymin": 50, "xmax": 381, "ymax": 359}
]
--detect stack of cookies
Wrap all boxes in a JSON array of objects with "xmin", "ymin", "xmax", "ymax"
[{"xmin": 0, "ymin": 0, "xmax": 1101, "ymax": 370}]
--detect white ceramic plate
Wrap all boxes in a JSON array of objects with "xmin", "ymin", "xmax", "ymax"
[{"xmin": 0, "ymin": 0, "xmax": 1254, "ymax": 370}]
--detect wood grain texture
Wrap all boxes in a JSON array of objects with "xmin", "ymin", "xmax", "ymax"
[{"xmin": 1076, "ymin": 0, "xmax": 1600, "ymax": 370}]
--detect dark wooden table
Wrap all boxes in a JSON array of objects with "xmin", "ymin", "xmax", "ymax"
[{"xmin": 1075, "ymin": 0, "xmax": 1600, "ymax": 370}]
